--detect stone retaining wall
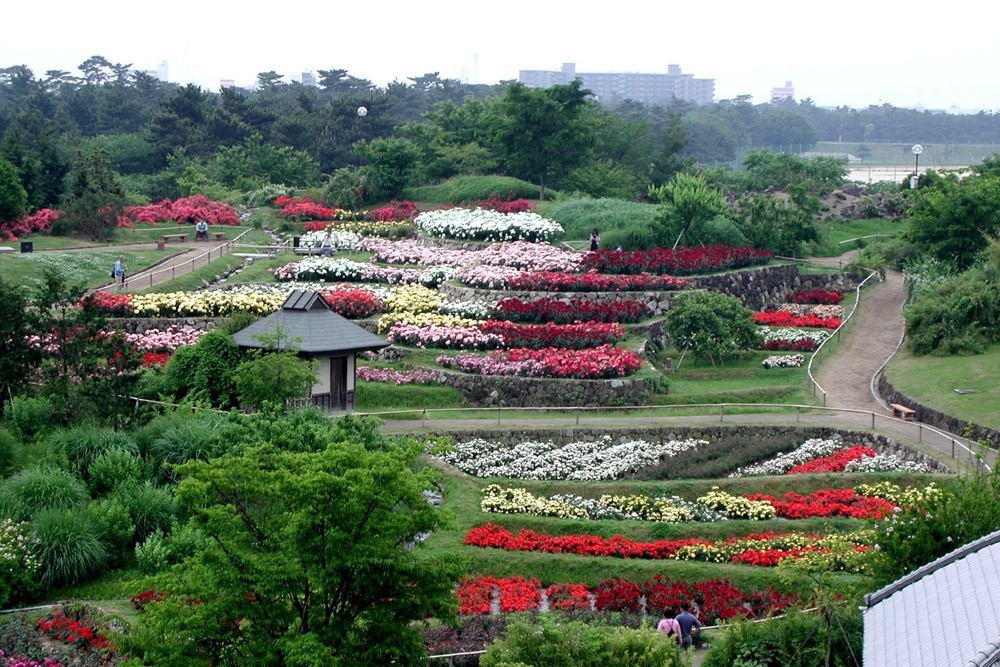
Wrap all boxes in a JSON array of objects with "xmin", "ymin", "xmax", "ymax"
[
  {"xmin": 878, "ymin": 373, "xmax": 1000, "ymax": 449},
  {"xmin": 422, "ymin": 424, "xmax": 951, "ymax": 473},
  {"xmin": 431, "ymin": 369, "xmax": 653, "ymax": 408}
]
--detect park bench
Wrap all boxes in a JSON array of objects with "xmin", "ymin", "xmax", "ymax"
[
  {"xmin": 890, "ymin": 403, "xmax": 916, "ymax": 421},
  {"xmin": 163, "ymin": 233, "xmax": 188, "ymax": 243},
  {"xmin": 211, "ymin": 231, "xmax": 225, "ymax": 241},
  {"xmin": 0, "ymin": 247, "xmax": 14, "ymax": 254}
]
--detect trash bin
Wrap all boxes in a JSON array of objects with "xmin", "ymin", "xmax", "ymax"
[
  {"xmin": 20, "ymin": 241, "xmax": 32, "ymax": 253},
  {"xmin": 157, "ymin": 240, "xmax": 166, "ymax": 250},
  {"xmin": 292, "ymin": 236, "xmax": 301, "ymax": 248}
]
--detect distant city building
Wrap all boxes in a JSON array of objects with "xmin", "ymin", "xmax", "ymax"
[
  {"xmin": 518, "ymin": 63, "xmax": 714, "ymax": 106},
  {"xmin": 135, "ymin": 60, "xmax": 168, "ymax": 82},
  {"xmin": 220, "ymin": 79, "xmax": 236, "ymax": 89},
  {"xmin": 301, "ymin": 71, "xmax": 317, "ymax": 87},
  {"xmin": 770, "ymin": 80, "xmax": 794, "ymax": 103}
]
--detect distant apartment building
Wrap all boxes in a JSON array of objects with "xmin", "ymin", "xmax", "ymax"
[
  {"xmin": 518, "ymin": 63, "xmax": 714, "ymax": 105},
  {"xmin": 770, "ymin": 81, "xmax": 794, "ymax": 103},
  {"xmin": 301, "ymin": 71, "xmax": 317, "ymax": 87}
]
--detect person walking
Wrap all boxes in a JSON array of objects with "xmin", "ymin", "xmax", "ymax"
[
  {"xmin": 112, "ymin": 256, "xmax": 126, "ymax": 291},
  {"xmin": 656, "ymin": 607, "xmax": 682, "ymax": 646},
  {"xmin": 589, "ymin": 228, "xmax": 600, "ymax": 252},
  {"xmin": 675, "ymin": 602, "xmax": 702, "ymax": 650}
]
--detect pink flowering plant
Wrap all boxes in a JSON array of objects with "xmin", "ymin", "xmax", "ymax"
[
  {"xmin": 492, "ymin": 297, "xmax": 650, "ymax": 324},
  {"xmin": 356, "ymin": 366, "xmax": 439, "ymax": 385},
  {"xmin": 507, "ymin": 271, "xmax": 692, "ymax": 293},
  {"xmin": 437, "ymin": 344, "xmax": 642, "ymax": 379},
  {"xmin": 0, "ymin": 208, "xmax": 61, "ymax": 241}
]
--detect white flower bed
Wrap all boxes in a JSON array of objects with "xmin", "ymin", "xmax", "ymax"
[
  {"xmin": 761, "ymin": 354, "xmax": 805, "ymax": 369},
  {"xmin": 729, "ymin": 438, "xmax": 844, "ymax": 477},
  {"xmin": 415, "ymin": 208, "xmax": 564, "ymax": 243},
  {"xmin": 433, "ymin": 435, "xmax": 708, "ymax": 480},
  {"xmin": 844, "ymin": 454, "xmax": 930, "ymax": 473},
  {"xmin": 759, "ymin": 327, "xmax": 830, "ymax": 346},
  {"xmin": 299, "ymin": 229, "xmax": 362, "ymax": 249}
]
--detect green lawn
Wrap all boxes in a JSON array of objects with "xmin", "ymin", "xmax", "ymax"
[
  {"xmin": 809, "ymin": 218, "xmax": 906, "ymax": 257},
  {"xmin": 885, "ymin": 345, "xmax": 1000, "ymax": 430},
  {"xmin": 0, "ymin": 247, "xmax": 164, "ymax": 291}
]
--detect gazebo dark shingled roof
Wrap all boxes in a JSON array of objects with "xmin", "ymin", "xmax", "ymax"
[{"xmin": 231, "ymin": 290, "xmax": 389, "ymax": 355}]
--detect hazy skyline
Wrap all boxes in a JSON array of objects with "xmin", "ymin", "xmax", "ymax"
[{"xmin": 4, "ymin": 1, "xmax": 996, "ymax": 111}]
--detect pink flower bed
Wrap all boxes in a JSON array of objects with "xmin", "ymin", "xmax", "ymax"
[
  {"xmin": 437, "ymin": 344, "xmax": 642, "ymax": 379},
  {"xmin": 581, "ymin": 244, "xmax": 773, "ymax": 276},
  {"xmin": 507, "ymin": 271, "xmax": 692, "ymax": 293},
  {"xmin": 492, "ymin": 297, "xmax": 650, "ymax": 324}
]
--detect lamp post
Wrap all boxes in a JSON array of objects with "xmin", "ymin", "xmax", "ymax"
[{"xmin": 910, "ymin": 144, "xmax": 923, "ymax": 189}]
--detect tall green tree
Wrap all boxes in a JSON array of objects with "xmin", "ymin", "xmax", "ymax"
[
  {"xmin": 0, "ymin": 155, "xmax": 27, "ymax": 221},
  {"xmin": 353, "ymin": 136, "xmax": 423, "ymax": 202},
  {"xmin": 0, "ymin": 110, "xmax": 70, "ymax": 209},
  {"xmin": 665, "ymin": 291, "xmax": 761, "ymax": 366},
  {"xmin": 490, "ymin": 79, "xmax": 594, "ymax": 199},
  {"xmin": 0, "ymin": 276, "xmax": 37, "ymax": 413},
  {"xmin": 125, "ymin": 439, "xmax": 459, "ymax": 667},
  {"xmin": 650, "ymin": 172, "xmax": 731, "ymax": 249},
  {"xmin": 59, "ymin": 149, "xmax": 127, "ymax": 241}
]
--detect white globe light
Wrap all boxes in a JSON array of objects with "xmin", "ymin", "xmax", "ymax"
[{"xmin": 357, "ymin": 106, "xmax": 368, "ymax": 117}]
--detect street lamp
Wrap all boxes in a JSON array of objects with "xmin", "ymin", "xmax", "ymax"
[{"xmin": 910, "ymin": 144, "xmax": 923, "ymax": 189}]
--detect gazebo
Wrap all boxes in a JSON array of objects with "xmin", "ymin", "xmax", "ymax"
[{"xmin": 231, "ymin": 290, "xmax": 388, "ymax": 412}]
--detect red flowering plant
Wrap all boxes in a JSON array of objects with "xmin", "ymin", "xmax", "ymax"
[
  {"xmin": 754, "ymin": 310, "xmax": 842, "ymax": 329},
  {"xmin": 125, "ymin": 196, "xmax": 239, "ymax": 227},
  {"xmin": 36, "ymin": 606, "xmax": 116, "ymax": 660},
  {"xmin": 369, "ymin": 200, "xmax": 419, "ymax": 222},
  {"xmin": 275, "ymin": 196, "xmax": 339, "ymax": 221},
  {"xmin": 507, "ymin": 271, "xmax": 692, "ymax": 293},
  {"xmin": 581, "ymin": 244, "xmax": 773, "ymax": 276},
  {"xmin": 497, "ymin": 576, "xmax": 542, "ymax": 613},
  {"xmin": 80, "ymin": 291, "xmax": 134, "ymax": 317},
  {"xmin": 745, "ymin": 488, "xmax": 896, "ymax": 519},
  {"xmin": 141, "ymin": 351, "xmax": 171, "ymax": 367},
  {"xmin": 0, "ymin": 208, "xmax": 62, "ymax": 241},
  {"xmin": 475, "ymin": 196, "xmax": 535, "ymax": 214},
  {"xmin": 130, "ymin": 589, "xmax": 168, "ymax": 612},
  {"xmin": 439, "ymin": 344, "xmax": 643, "ymax": 379},
  {"xmin": 545, "ymin": 582, "xmax": 591, "ymax": 611},
  {"xmin": 593, "ymin": 577, "xmax": 642, "ymax": 612},
  {"xmin": 786, "ymin": 446, "xmax": 876, "ymax": 474},
  {"xmin": 788, "ymin": 289, "xmax": 843, "ymax": 305},
  {"xmin": 478, "ymin": 320, "xmax": 626, "ymax": 350},
  {"xmin": 456, "ymin": 576, "xmax": 497, "ymax": 615},
  {"xmin": 319, "ymin": 288, "xmax": 383, "ymax": 319},
  {"xmin": 491, "ymin": 296, "xmax": 650, "ymax": 324}
]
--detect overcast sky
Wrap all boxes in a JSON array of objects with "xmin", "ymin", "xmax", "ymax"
[{"xmin": 3, "ymin": 1, "xmax": 996, "ymax": 111}]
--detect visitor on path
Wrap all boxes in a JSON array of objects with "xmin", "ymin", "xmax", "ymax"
[
  {"xmin": 589, "ymin": 228, "xmax": 600, "ymax": 251},
  {"xmin": 113, "ymin": 256, "xmax": 126, "ymax": 291},
  {"xmin": 676, "ymin": 602, "xmax": 702, "ymax": 649},
  {"xmin": 320, "ymin": 228, "xmax": 334, "ymax": 256},
  {"xmin": 194, "ymin": 220, "xmax": 209, "ymax": 241},
  {"xmin": 656, "ymin": 608, "xmax": 682, "ymax": 645}
]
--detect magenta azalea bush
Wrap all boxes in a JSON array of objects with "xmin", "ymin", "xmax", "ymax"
[{"xmin": 437, "ymin": 345, "xmax": 642, "ymax": 379}]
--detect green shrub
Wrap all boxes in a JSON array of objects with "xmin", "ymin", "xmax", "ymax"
[
  {"xmin": 85, "ymin": 496, "xmax": 136, "ymax": 567},
  {"xmin": 135, "ymin": 523, "xmax": 210, "ymax": 574},
  {"xmin": 31, "ymin": 506, "xmax": 108, "ymax": 587},
  {"xmin": 0, "ymin": 427, "xmax": 16, "ymax": 475},
  {"xmin": 2, "ymin": 395, "xmax": 54, "ymax": 442},
  {"xmin": 44, "ymin": 426, "xmax": 139, "ymax": 480},
  {"xmin": 601, "ymin": 225, "xmax": 659, "ymax": 251},
  {"xmin": 539, "ymin": 198, "xmax": 658, "ymax": 241},
  {"xmin": 904, "ymin": 265, "xmax": 1000, "ymax": 355},
  {"xmin": 88, "ymin": 447, "xmax": 147, "ymax": 496},
  {"xmin": 0, "ymin": 518, "xmax": 40, "ymax": 606},
  {"xmin": 115, "ymin": 481, "xmax": 176, "ymax": 544},
  {"xmin": 0, "ymin": 466, "xmax": 88, "ymax": 521},
  {"xmin": 164, "ymin": 331, "xmax": 243, "ymax": 408},
  {"xmin": 481, "ymin": 616, "xmax": 683, "ymax": 667},
  {"xmin": 403, "ymin": 175, "xmax": 541, "ymax": 204}
]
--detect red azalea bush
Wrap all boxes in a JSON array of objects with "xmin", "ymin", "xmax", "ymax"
[
  {"xmin": 475, "ymin": 196, "xmax": 535, "ymax": 213},
  {"xmin": 754, "ymin": 310, "xmax": 842, "ymax": 329},
  {"xmin": 491, "ymin": 297, "xmax": 650, "ymax": 324},
  {"xmin": 303, "ymin": 221, "xmax": 332, "ymax": 232},
  {"xmin": 786, "ymin": 445, "xmax": 877, "ymax": 474},
  {"xmin": 478, "ymin": 320, "xmax": 626, "ymax": 349},
  {"xmin": 130, "ymin": 589, "xmax": 167, "ymax": 612},
  {"xmin": 1, "ymin": 208, "xmax": 62, "ymax": 241},
  {"xmin": 275, "ymin": 196, "xmax": 338, "ymax": 221},
  {"xmin": 746, "ymin": 488, "xmax": 896, "ymax": 520},
  {"xmin": 126, "ymin": 196, "xmax": 240, "ymax": 227},
  {"xmin": 36, "ymin": 606, "xmax": 115, "ymax": 657},
  {"xmin": 81, "ymin": 291, "xmax": 134, "ymax": 317},
  {"xmin": 788, "ymin": 289, "xmax": 843, "ymax": 305},
  {"xmin": 141, "ymin": 351, "xmax": 171, "ymax": 367},
  {"xmin": 581, "ymin": 244, "xmax": 773, "ymax": 276},
  {"xmin": 319, "ymin": 288, "xmax": 383, "ymax": 319},
  {"xmin": 369, "ymin": 200, "xmax": 419, "ymax": 222},
  {"xmin": 594, "ymin": 577, "xmax": 642, "ymax": 612},
  {"xmin": 507, "ymin": 271, "xmax": 692, "ymax": 293}
]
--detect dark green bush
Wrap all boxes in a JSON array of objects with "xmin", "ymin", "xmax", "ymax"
[
  {"xmin": 905, "ymin": 264, "xmax": 1000, "ymax": 355},
  {"xmin": 88, "ymin": 447, "xmax": 147, "ymax": 496},
  {"xmin": 0, "ymin": 427, "xmax": 16, "ymax": 475},
  {"xmin": 134, "ymin": 523, "xmax": 210, "ymax": 574},
  {"xmin": 2, "ymin": 395, "xmax": 55, "ymax": 442},
  {"xmin": 86, "ymin": 496, "xmax": 136, "ymax": 567},
  {"xmin": 115, "ymin": 481, "xmax": 176, "ymax": 544},
  {"xmin": 404, "ymin": 175, "xmax": 542, "ymax": 204},
  {"xmin": 0, "ymin": 466, "xmax": 88, "ymax": 521},
  {"xmin": 31, "ymin": 506, "xmax": 109, "ymax": 587},
  {"xmin": 44, "ymin": 426, "xmax": 138, "ymax": 480},
  {"xmin": 164, "ymin": 331, "xmax": 244, "ymax": 408}
]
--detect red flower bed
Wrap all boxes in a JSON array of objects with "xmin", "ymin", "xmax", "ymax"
[
  {"xmin": 141, "ymin": 351, "xmax": 171, "ymax": 367},
  {"xmin": 464, "ymin": 523, "xmax": 707, "ymax": 560},
  {"xmin": 275, "ymin": 196, "xmax": 339, "ymax": 221},
  {"xmin": 126, "ymin": 195, "xmax": 239, "ymax": 227},
  {"xmin": 81, "ymin": 291, "xmax": 134, "ymax": 317},
  {"xmin": 786, "ymin": 445, "xmax": 876, "ymax": 474},
  {"xmin": 37, "ymin": 607, "xmax": 114, "ymax": 656},
  {"xmin": 581, "ymin": 244, "xmax": 773, "ymax": 276},
  {"xmin": 788, "ymin": 289, "xmax": 843, "ymax": 305},
  {"xmin": 370, "ymin": 200, "xmax": 419, "ymax": 222},
  {"xmin": 594, "ymin": 577, "xmax": 642, "ymax": 612},
  {"xmin": 507, "ymin": 271, "xmax": 692, "ymax": 293},
  {"xmin": 503, "ymin": 345, "xmax": 643, "ymax": 379},
  {"xmin": 497, "ymin": 576, "xmax": 541, "ymax": 613},
  {"xmin": 456, "ymin": 576, "xmax": 496, "ymax": 615},
  {"xmin": 1, "ymin": 208, "xmax": 61, "ymax": 241},
  {"xmin": 319, "ymin": 288, "xmax": 383, "ymax": 319},
  {"xmin": 476, "ymin": 196, "xmax": 534, "ymax": 213},
  {"xmin": 731, "ymin": 548, "xmax": 815, "ymax": 566},
  {"xmin": 746, "ymin": 488, "xmax": 896, "ymax": 520},
  {"xmin": 754, "ymin": 310, "xmax": 841, "ymax": 329},
  {"xmin": 478, "ymin": 320, "xmax": 625, "ymax": 349},
  {"xmin": 492, "ymin": 297, "xmax": 650, "ymax": 324},
  {"xmin": 545, "ymin": 582, "xmax": 592, "ymax": 611}
]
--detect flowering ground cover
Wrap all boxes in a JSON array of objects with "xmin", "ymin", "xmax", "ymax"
[
  {"xmin": 730, "ymin": 438, "xmax": 931, "ymax": 477},
  {"xmin": 787, "ymin": 288, "xmax": 844, "ymax": 305},
  {"xmin": 455, "ymin": 574, "xmax": 797, "ymax": 623},
  {"xmin": 754, "ymin": 310, "xmax": 841, "ymax": 329},
  {"xmin": 415, "ymin": 208, "xmax": 563, "ymax": 242},
  {"xmin": 318, "ymin": 288, "xmax": 383, "ymax": 319},
  {"xmin": 36, "ymin": 606, "xmax": 116, "ymax": 661},
  {"xmin": 758, "ymin": 327, "xmax": 830, "ymax": 351},
  {"xmin": 361, "ymin": 238, "xmax": 582, "ymax": 272},
  {"xmin": 387, "ymin": 321, "xmax": 625, "ymax": 351},
  {"xmin": 506, "ymin": 271, "xmax": 692, "ymax": 293},
  {"xmin": 431, "ymin": 435, "xmax": 708, "ymax": 480},
  {"xmin": 297, "ymin": 228, "xmax": 362, "ymax": 250},
  {"xmin": 355, "ymin": 367, "xmax": 439, "ymax": 385},
  {"xmin": 436, "ymin": 345, "xmax": 643, "ymax": 380},
  {"xmin": 778, "ymin": 303, "xmax": 845, "ymax": 319},
  {"xmin": 761, "ymin": 353, "xmax": 805, "ymax": 369},
  {"xmin": 581, "ymin": 245, "xmax": 773, "ymax": 276},
  {"xmin": 491, "ymin": 297, "xmax": 650, "ymax": 324},
  {"xmin": 464, "ymin": 523, "xmax": 872, "ymax": 572},
  {"xmin": 272, "ymin": 256, "xmax": 455, "ymax": 287}
]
